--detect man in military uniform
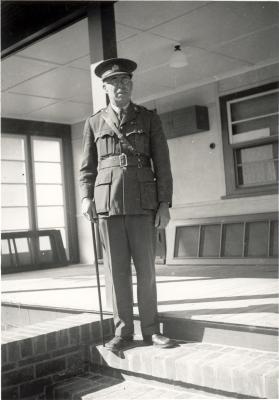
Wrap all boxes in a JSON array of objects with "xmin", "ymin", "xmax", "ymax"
[{"xmin": 80, "ymin": 58, "xmax": 173, "ymax": 351}]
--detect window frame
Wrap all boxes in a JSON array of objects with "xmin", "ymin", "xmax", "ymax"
[
  {"xmin": 219, "ymin": 82, "xmax": 279, "ymax": 198},
  {"xmin": 1, "ymin": 118, "xmax": 79, "ymax": 265},
  {"xmin": 31, "ymin": 136, "xmax": 68, "ymax": 253}
]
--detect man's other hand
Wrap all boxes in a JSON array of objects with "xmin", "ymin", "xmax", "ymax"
[
  {"xmin": 155, "ymin": 202, "xmax": 170, "ymax": 229},
  {"xmin": 82, "ymin": 198, "xmax": 98, "ymax": 223}
]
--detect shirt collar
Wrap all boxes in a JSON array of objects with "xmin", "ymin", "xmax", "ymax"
[{"xmin": 110, "ymin": 102, "xmax": 130, "ymax": 115}]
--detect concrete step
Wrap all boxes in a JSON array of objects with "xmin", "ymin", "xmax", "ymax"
[
  {"xmin": 157, "ymin": 315, "xmax": 278, "ymax": 352},
  {"xmin": 89, "ymin": 339, "xmax": 279, "ymax": 399},
  {"xmin": 49, "ymin": 371, "xmax": 231, "ymax": 399}
]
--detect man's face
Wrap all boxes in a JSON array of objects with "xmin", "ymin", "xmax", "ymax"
[{"xmin": 103, "ymin": 74, "xmax": 133, "ymax": 107}]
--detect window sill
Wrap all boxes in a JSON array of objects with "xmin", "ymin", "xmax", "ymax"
[{"xmin": 221, "ymin": 188, "xmax": 278, "ymax": 200}]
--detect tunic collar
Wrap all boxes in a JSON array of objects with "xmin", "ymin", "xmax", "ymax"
[{"xmin": 102, "ymin": 102, "xmax": 137, "ymax": 126}]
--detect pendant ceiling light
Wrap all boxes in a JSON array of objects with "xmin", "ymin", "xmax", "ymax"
[{"xmin": 169, "ymin": 44, "xmax": 188, "ymax": 68}]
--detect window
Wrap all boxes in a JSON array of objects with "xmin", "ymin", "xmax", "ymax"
[
  {"xmin": 1, "ymin": 118, "xmax": 78, "ymax": 269},
  {"xmin": 220, "ymin": 82, "xmax": 278, "ymax": 197},
  {"xmin": 1, "ymin": 135, "xmax": 67, "ymax": 248},
  {"xmin": 1, "ymin": 135, "xmax": 69, "ymax": 258}
]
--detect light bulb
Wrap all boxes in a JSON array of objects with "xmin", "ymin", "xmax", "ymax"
[{"xmin": 169, "ymin": 45, "xmax": 188, "ymax": 68}]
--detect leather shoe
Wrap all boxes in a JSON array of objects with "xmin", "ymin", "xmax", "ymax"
[
  {"xmin": 143, "ymin": 333, "xmax": 174, "ymax": 348},
  {"xmin": 105, "ymin": 335, "xmax": 133, "ymax": 351}
]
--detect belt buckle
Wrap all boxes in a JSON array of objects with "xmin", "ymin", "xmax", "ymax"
[{"xmin": 119, "ymin": 153, "xmax": 128, "ymax": 167}]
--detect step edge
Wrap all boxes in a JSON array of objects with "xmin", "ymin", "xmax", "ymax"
[
  {"xmin": 159, "ymin": 314, "xmax": 279, "ymax": 336},
  {"xmin": 2, "ymin": 302, "xmax": 277, "ymax": 335}
]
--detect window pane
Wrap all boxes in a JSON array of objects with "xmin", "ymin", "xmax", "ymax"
[
  {"xmin": 2, "ymin": 184, "xmax": 28, "ymax": 206},
  {"xmin": 38, "ymin": 230, "xmax": 66, "ymax": 262},
  {"xmin": 34, "ymin": 162, "xmax": 62, "ymax": 183},
  {"xmin": 39, "ymin": 236, "xmax": 51, "ymax": 251},
  {"xmin": 2, "ymin": 207, "xmax": 29, "ymax": 231},
  {"xmin": 238, "ymin": 144, "xmax": 277, "ymax": 163},
  {"xmin": 14, "ymin": 238, "xmax": 32, "ymax": 265},
  {"xmin": 232, "ymin": 115, "xmax": 278, "ymax": 138},
  {"xmin": 270, "ymin": 221, "xmax": 278, "ymax": 257},
  {"xmin": 15, "ymin": 238, "xmax": 29, "ymax": 252},
  {"xmin": 2, "ymin": 161, "xmax": 26, "ymax": 183},
  {"xmin": 236, "ymin": 144, "xmax": 278, "ymax": 186},
  {"xmin": 237, "ymin": 161, "xmax": 278, "ymax": 186},
  {"xmin": 2, "ymin": 239, "xmax": 10, "ymax": 254},
  {"xmin": 36, "ymin": 184, "xmax": 63, "ymax": 206},
  {"xmin": 1, "ymin": 137, "xmax": 25, "ymax": 160},
  {"xmin": 231, "ymin": 92, "xmax": 279, "ymax": 121},
  {"xmin": 200, "ymin": 225, "xmax": 220, "ymax": 257},
  {"xmin": 174, "ymin": 226, "xmax": 199, "ymax": 257},
  {"xmin": 246, "ymin": 221, "xmax": 269, "ymax": 257},
  {"xmin": 33, "ymin": 139, "xmax": 61, "ymax": 162},
  {"xmin": 37, "ymin": 206, "xmax": 65, "ymax": 228},
  {"xmin": 222, "ymin": 223, "xmax": 244, "ymax": 257}
]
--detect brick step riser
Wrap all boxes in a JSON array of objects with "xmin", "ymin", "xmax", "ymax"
[
  {"xmin": 89, "ymin": 343, "xmax": 279, "ymax": 399},
  {"xmin": 89, "ymin": 357, "xmax": 252, "ymax": 399},
  {"xmin": 133, "ymin": 319, "xmax": 278, "ymax": 352},
  {"xmin": 49, "ymin": 371, "xmax": 234, "ymax": 400},
  {"xmin": 92, "ymin": 365, "xmax": 251, "ymax": 399}
]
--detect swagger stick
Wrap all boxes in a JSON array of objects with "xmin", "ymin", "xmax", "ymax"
[{"xmin": 91, "ymin": 222, "xmax": 105, "ymax": 347}]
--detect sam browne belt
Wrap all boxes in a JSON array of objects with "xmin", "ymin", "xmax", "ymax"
[{"xmin": 99, "ymin": 154, "xmax": 151, "ymax": 169}]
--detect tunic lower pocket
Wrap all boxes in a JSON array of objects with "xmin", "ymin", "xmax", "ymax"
[
  {"xmin": 94, "ymin": 171, "xmax": 112, "ymax": 213},
  {"xmin": 140, "ymin": 181, "xmax": 158, "ymax": 210}
]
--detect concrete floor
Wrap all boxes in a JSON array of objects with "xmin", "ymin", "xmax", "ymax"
[{"xmin": 2, "ymin": 263, "xmax": 278, "ymax": 329}]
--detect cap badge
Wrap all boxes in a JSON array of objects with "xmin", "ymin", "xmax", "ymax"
[{"xmin": 111, "ymin": 64, "xmax": 119, "ymax": 72}]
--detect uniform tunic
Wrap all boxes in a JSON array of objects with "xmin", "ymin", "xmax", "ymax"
[
  {"xmin": 80, "ymin": 102, "xmax": 173, "ymax": 213},
  {"xmin": 79, "ymin": 102, "xmax": 173, "ymax": 337}
]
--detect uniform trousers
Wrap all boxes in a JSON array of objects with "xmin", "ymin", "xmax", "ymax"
[{"xmin": 99, "ymin": 214, "xmax": 159, "ymax": 337}]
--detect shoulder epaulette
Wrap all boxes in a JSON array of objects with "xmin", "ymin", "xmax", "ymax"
[
  {"xmin": 90, "ymin": 108, "xmax": 104, "ymax": 118},
  {"xmin": 133, "ymin": 104, "xmax": 153, "ymax": 113}
]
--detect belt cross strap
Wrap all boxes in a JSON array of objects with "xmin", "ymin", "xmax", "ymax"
[{"xmin": 102, "ymin": 114, "xmax": 141, "ymax": 157}]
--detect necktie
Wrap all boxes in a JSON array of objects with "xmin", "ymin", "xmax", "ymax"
[{"xmin": 119, "ymin": 109, "xmax": 124, "ymax": 122}]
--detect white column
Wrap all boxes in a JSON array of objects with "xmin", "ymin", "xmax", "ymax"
[
  {"xmin": 86, "ymin": 2, "xmax": 117, "ymax": 308},
  {"xmin": 87, "ymin": 3, "xmax": 117, "ymax": 113}
]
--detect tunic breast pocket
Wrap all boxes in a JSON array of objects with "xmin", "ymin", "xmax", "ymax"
[
  {"xmin": 126, "ymin": 127, "xmax": 146, "ymax": 154},
  {"xmin": 95, "ymin": 129, "xmax": 116, "ymax": 157}
]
